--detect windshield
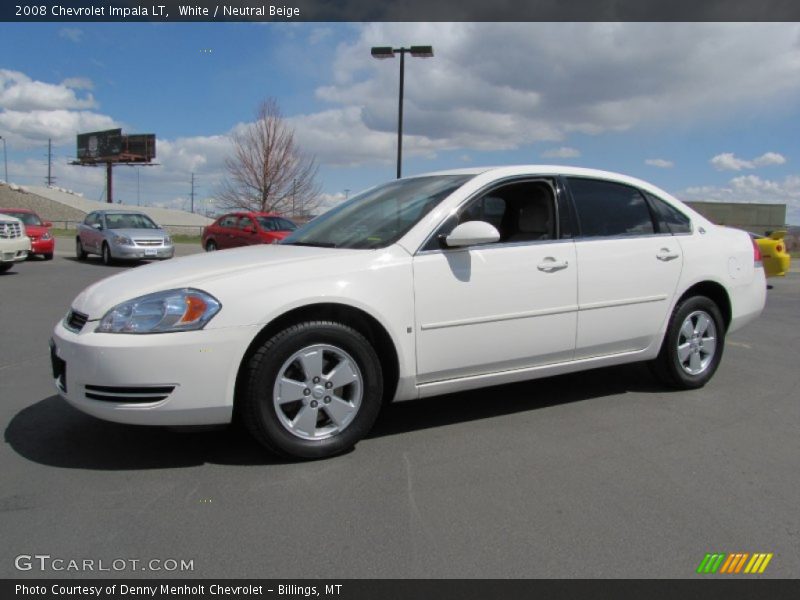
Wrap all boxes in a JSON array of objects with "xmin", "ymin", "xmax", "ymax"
[
  {"xmin": 281, "ymin": 175, "xmax": 473, "ymax": 249},
  {"xmin": 257, "ymin": 216, "xmax": 297, "ymax": 232},
  {"xmin": 1, "ymin": 211, "xmax": 41, "ymax": 226},
  {"xmin": 105, "ymin": 213, "xmax": 159, "ymax": 230}
]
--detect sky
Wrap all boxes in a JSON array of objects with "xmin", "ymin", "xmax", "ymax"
[{"xmin": 0, "ymin": 22, "xmax": 799, "ymax": 222}]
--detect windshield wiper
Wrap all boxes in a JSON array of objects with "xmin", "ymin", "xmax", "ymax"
[{"xmin": 281, "ymin": 241, "xmax": 338, "ymax": 248}]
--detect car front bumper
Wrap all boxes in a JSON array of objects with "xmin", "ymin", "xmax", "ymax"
[
  {"xmin": 50, "ymin": 320, "xmax": 260, "ymax": 426},
  {"xmin": 30, "ymin": 237, "xmax": 55, "ymax": 255},
  {"xmin": 111, "ymin": 244, "xmax": 175, "ymax": 260},
  {"xmin": 1, "ymin": 237, "xmax": 31, "ymax": 263}
]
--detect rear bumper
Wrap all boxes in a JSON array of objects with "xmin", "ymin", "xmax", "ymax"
[{"xmin": 729, "ymin": 267, "xmax": 767, "ymax": 333}]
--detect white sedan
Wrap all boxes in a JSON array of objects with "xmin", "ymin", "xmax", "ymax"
[{"xmin": 51, "ymin": 166, "xmax": 766, "ymax": 459}]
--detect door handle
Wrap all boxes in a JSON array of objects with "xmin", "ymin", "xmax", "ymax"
[
  {"xmin": 537, "ymin": 258, "xmax": 569, "ymax": 272},
  {"xmin": 656, "ymin": 248, "xmax": 680, "ymax": 261}
]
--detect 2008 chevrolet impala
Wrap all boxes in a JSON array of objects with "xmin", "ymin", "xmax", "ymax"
[{"xmin": 51, "ymin": 166, "xmax": 766, "ymax": 458}]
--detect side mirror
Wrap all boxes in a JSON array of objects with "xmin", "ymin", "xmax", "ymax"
[
  {"xmin": 444, "ymin": 221, "xmax": 500, "ymax": 248},
  {"xmin": 43, "ymin": 221, "xmax": 52, "ymax": 228},
  {"xmin": 244, "ymin": 226, "xmax": 256, "ymax": 234},
  {"xmin": 92, "ymin": 223, "xmax": 103, "ymax": 230}
]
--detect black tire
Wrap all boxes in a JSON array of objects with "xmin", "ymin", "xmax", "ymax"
[
  {"xmin": 101, "ymin": 242, "xmax": 114, "ymax": 266},
  {"xmin": 0, "ymin": 263, "xmax": 12, "ymax": 273},
  {"xmin": 650, "ymin": 295, "xmax": 725, "ymax": 389},
  {"xmin": 43, "ymin": 253, "xmax": 53, "ymax": 261},
  {"xmin": 205, "ymin": 240, "xmax": 217, "ymax": 252},
  {"xmin": 75, "ymin": 238, "xmax": 87, "ymax": 261},
  {"xmin": 242, "ymin": 321, "xmax": 384, "ymax": 459}
]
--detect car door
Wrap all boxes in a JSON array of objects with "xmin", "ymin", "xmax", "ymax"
[
  {"xmin": 565, "ymin": 177, "xmax": 684, "ymax": 359},
  {"xmin": 81, "ymin": 212, "xmax": 102, "ymax": 252},
  {"xmin": 235, "ymin": 216, "xmax": 259, "ymax": 246},
  {"xmin": 412, "ymin": 178, "xmax": 578, "ymax": 383},
  {"xmin": 214, "ymin": 214, "xmax": 238, "ymax": 249}
]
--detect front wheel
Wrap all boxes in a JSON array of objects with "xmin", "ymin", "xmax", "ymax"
[
  {"xmin": 101, "ymin": 242, "xmax": 114, "ymax": 266},
  {"xmin": 205, "ymin": 240, "xmax": 217, "ymax": 252},
  {"xmin": 650, "ymin": 296, "xmax": 725, "ymax": 389},
  {"xmin": 241, "ymin": 321, "xmax": 384, "ymax": 459},
  {"xmin": 75, "ymin": 238, "xmax": 87, "ymax": 260}
]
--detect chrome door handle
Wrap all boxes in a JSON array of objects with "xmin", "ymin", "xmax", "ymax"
[
  {"xmin": 537, "ymin": 258, "xmax": 569, "ymax": 272},
  {"xmin": 656, "ymin": 248, "xmax": 680, "ymax": 261}
]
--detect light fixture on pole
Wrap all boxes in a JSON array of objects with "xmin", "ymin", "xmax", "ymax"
[
  {"xmin": 0, "ymin": 135, "xmax": 7, "ymax": 184},
  {"xmin": 371, "ymin": 45, "xmax": 434, "ymax": 179}
]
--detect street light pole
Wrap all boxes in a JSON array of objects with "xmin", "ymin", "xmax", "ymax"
[
  {"xmin": 0, "ymin": 136, "xmax": 7, "ymax": 183},
  {"xmin": 371, "ymin": 45, "xmax": 434, "ymax": 179}
]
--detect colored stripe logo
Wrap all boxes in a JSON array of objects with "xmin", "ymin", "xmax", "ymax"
[{"xmin": 697, "ymin": 553, "xmax": 773, "ymax": 574}]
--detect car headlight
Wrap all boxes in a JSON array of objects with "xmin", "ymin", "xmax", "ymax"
[
  {"xmin": 41, "ymin": 232, "xmax": 52, "ymax": 241},
  {"xmin": 112, "ymin": 234, "xmax": 133, "ymax": 246},
  {"xmin": 96, "ymin": 289, "xmax": 221, "ymax": 334},
  {"xmin": 163, "ymin": 236, "xmax": 172, "ymax": 245}
]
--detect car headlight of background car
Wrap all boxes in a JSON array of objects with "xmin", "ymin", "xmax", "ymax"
[
  {"xmin": 96, "ymin": 289, "xmax": 221, "ymax": 333},
  {"xmin": 112, "ymin": 234, "xmax": 134, "ymax": 246},
  {"xmin": 163, "ymin": 235, "xmax": 172, "ymax": 245},
  {"xmin": 41, "ymin": 231, "xmax": 52, "ymax": 241}
]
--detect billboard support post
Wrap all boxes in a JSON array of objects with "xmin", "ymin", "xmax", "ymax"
[{"xmin": 107, "ymin": 161, "xmax": 113, "ymax": 204}]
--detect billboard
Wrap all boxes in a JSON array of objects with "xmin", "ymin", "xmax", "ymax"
[
  {"xmin": 76, "ymin": 129, "xmax": 156, "ymax": 163},
  {"xmin": 77, "ymin": 129, "xmax": 122, "ymax": 161},
  {"xmin": 122, "ymin": 134, "xmax": 156, "ymax": 160}
]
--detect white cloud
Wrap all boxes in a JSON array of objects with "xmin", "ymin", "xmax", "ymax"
[
  {"xmin": 61, "ymin": 77, "xmax": 93, "ymax": 91},
  {"xmin": 680, "ymin": 174, "xmax": 800, "ymax": 224},
  {"xmin": 59, "ymin": 28, "xmax": 83, "ymax": 43},
  {"xmin": 298, "ymin": 23, "xmax": 800, "ymax": 166},
  {"xmin": 645, "ymin": 158, "xmax": 674, "ymax": 168},
  {"xmin": 0, "ymin": 110, "xmax": 117, "ymax": 147},
  {"xmin": 541, "ymin": 146, "xmax": 580, "ymax": 158},
  {"xmin": 711, "ymin": 151, "xmax": 788, "ymax": 171},
  {"xmin": 0, "ymin": 69, "xmax": 97, "ymax": 112},
  {"xmin": 753, "ymin": 152, "xmax": 787, "ymax": 167}
]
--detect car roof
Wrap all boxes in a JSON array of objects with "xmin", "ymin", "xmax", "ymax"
[
  {"xmin": 92, "ymin": 209, "xmax": 149, "ymax": 215},
  {"xmin": 0, "ymin": 207, "xmax": 35, "ymax": 214}
]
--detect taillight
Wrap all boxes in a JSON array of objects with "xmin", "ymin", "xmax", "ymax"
[
  {"xmin": 776, "ymin": 244, "xmax": 783, "ymax": 253},
  {"xmin": 752, "ymin": 239, "xmax": 762, "ymax": 266}
]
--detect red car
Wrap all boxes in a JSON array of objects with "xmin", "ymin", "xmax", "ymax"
[
  {"xmin": 202, "ymin": 212, "xmax": 298, "ymax": 251},
  {"xmin": 0, "ymin": 208, "xmax": 54, "ymax": 260}
]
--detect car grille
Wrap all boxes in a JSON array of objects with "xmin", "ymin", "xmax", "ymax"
[
  {"xmin": 134, "ymin": 239, "xmax": 163, "ymax": 246},
  {"xmin": 84, "ymin": 384, "xmax": 176, "ymax": 403},
  {"xmin": 0, "ymin": 221, "xmax": 23, "ymax": 239},
  {"xmin": 64, "ymin": 310, "xmax": 89, "ymax": 333}
]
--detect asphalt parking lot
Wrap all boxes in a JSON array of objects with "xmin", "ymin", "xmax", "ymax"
[{"xmin": 1, "ymin": 237, "xmax": 798, "ymax": 579}]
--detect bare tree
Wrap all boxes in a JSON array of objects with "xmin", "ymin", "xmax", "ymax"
[{"xmin": 218, "ymin": 98, "xmax": 321, "ymax": 217}]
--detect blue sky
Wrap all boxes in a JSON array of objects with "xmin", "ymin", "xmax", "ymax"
[{"xmin": 1, "ymin": 22, "xmax": 799, "ymax": 222}]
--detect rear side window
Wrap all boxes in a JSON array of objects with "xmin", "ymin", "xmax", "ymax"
[
  {"xmin": 567, "ymin": 178, "xmax": 655, "ymax": 238},
  {"xmin": 645, "ymin": 193, "xmax": 692, "ymax": 234}
]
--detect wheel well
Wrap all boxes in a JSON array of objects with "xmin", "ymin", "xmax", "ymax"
[
  {"xmin": 677, "ymin": 281, "xmax": 732, "ymax": 330},
  {"xmin": 233, "ymin": 303, "xmax": 400, "ymax": 414}
]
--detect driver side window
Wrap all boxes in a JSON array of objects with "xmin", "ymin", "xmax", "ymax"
[{"xmin": 424, "ymin": 180, "xmax": 557, "ymax": 251}]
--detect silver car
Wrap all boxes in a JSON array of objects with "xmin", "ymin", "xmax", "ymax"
[{"xmin": 75, "ymin": 210, "xmax": 174, "ymax": 265}]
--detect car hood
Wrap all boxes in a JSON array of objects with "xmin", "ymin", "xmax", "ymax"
[
  {"xmin": 71, "ymin": 244, "xmax": 368, "ymax": 318},
  {"xmin": 24, "ymin": 225, "xmax": 48, "ymax": 236},
  {"xmin": 105, "ymin": 228, "xmax": 168, "ymax": 239}
]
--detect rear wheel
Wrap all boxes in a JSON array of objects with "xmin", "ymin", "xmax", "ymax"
[
  {"xmin": 205, "ymin": 240, "xmax": 217, "ymax": 252},
  {"xmin": 0, "ymin": 263, "xmax": 12, "ymax": 273},
  {"xmin": 75, "ymin": 238, "xmax": 87, "ymax": 260},
  {"xmin": 651, "ymin": 296, "xmax": 725, "ymax": 389},
  {"xmin": 43, "ymin": 253, "xmax": 53, "ymax": 261},
  {"xmin": 241, "ymin": 321, "xmax": 383, "ymax": 459}
]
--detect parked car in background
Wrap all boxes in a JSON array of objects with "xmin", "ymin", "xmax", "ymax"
[
  {"xmin": 75, "ymin": 210, "xmax": 174, "ymax": 265},
  {"xmin": 52, "ymin": 166, "xmax": 766, "ymax": 459},
  {"xmin": 202, "ymin": 212, "xmax": 297, "ymax": 251},
  {"xmin": 749, "ymin": 230, "xmax": 791, "ymax": 277},
  {"xmin": 0, "ymin": 212, "xmax": 31, "ymax": 273},
  {"xmin": 0, "ymin": 208, "xmax": 54, "ymax": 260}
]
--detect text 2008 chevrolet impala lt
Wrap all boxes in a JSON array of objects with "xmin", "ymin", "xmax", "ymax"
[{"xmin": 51, "ymin": 166, "xmax": 766, "ymax": 458}]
